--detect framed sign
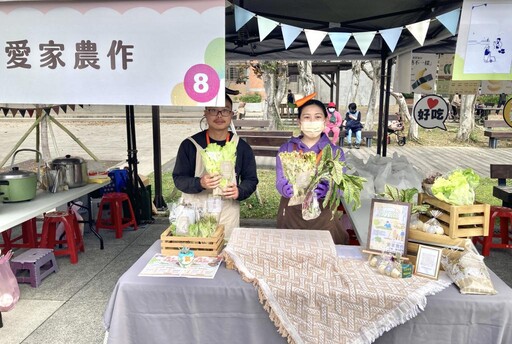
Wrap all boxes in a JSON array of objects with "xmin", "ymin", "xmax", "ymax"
[
  {"xmin": 414, "ymin": 245, "xmax": 443, "ymax": 280},
  {"xmin": 366, "ymin": 199, "xmax": 411, "ymax": 256}
]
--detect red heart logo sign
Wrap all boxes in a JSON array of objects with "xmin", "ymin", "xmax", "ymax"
[{"xmin": 427, "ymin": 98, "xmax": 439, "ymax": 109}]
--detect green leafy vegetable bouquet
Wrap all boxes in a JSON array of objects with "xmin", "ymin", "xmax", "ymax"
[
  {"xmin": 279, "ymin": 150, "xmax": 317, "ymax": 206},
  {"xmin": 201, "ymin": 141, "xmax": 237, "ymax": 196},
  {"xmin": 431, "ymin": 168, "xmax": 480, "ymax": 205},
  {"xmin": 303, "ymin": 145, "xmax": 366, "ymax": 219}
]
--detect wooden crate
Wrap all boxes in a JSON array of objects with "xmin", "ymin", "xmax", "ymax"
[
  {"xmin": 160, "ymin": 225, "xmax": 225, "ymax": 257},
  {"xmin": 418, "ymin": 193, "xmax": 490, "ymax": 238},
  {"xmin": 407, "ymin": 229, "xmax": 468, "ymax": 268}
]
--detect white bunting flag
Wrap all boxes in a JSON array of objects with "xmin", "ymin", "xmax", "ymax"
[
  {"xmin": 353, "ymin": 31, "xmax": 376, "ymax": 56},
  {"xmin": 304, "ymin": 29, "xmax": 328, "ymax": 54},
  {"xmin": 406, "ymin": 19, "xmax": 430, "ymax": 46}
]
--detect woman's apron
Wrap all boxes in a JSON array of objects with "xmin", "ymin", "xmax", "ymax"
[{"xmin": 181, "ymin": 135, "xmax": 240, "ymax": 240}]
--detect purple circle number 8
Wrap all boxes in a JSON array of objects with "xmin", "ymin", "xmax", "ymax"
[{"xmin": 184, "ymin": 64, "xmax": 220, "ymax": 103}]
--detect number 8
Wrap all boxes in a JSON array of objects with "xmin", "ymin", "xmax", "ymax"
[{"xmin": 193, "ymin": 73, "xmax": 209, "ymax": 94}]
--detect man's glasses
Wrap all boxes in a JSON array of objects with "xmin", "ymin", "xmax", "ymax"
[{"xmin": 205, "ymin": 108, "xmax": 234, "ymax": 117}]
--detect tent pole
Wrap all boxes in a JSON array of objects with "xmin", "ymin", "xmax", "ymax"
[
  {"xmin": 152, "ymin": 106, "xmax": 166, "ymax": 209},
  {"xmin": 382, "ymin": 57, "xmax": 393, "ymax": 157},
  {"xmin": 377, "ymin": 53, "xmax": 386, "ymax": 156}
]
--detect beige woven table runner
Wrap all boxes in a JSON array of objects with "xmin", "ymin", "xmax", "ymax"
[{"xmin": 224, "ymin": 228, "xmax": 451, "ymax": 344}]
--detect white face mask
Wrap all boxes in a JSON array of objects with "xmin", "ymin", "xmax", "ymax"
[
  {"xmin": 328, "ymin": 108, "xmax": 335, "ymax": 113},
  {"xmin": 301, "ymin": 121, "xmax": 325, "ymax": 138}
]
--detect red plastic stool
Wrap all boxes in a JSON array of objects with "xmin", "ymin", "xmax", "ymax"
[
  {"xmin": 473, "ymin": 206, "xmax": 512, "ymax": 256},
  {"xmin": 0, "ymin": 218, "xmax": 38, "ymax": 254},
  {"xmin": 39, "ymin": 211, "xmax": 85, "ymax": 264},
  {"xmin": 96, "ymin": 192, "xmax": 138, "ymax": 239}
]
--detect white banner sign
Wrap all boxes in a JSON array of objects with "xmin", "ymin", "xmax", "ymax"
[{"xmin": 0, "ymin": 1, "xmax": 225, "ymax": 106}]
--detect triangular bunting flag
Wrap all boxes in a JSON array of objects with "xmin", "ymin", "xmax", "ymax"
[
  {"xmin": 257, "ymin": 16, "xmax": 279, "ymax": 42},
  {"xmin": 28, "ymin": 109, "xmax": 35, "ymax": 117},
  {"xmin": 406, "ymin": 19, "xmax": 430, "ymax": 46},
  {"xmin": 20, "ymin": 109, "xmax": 26, "ymax": 117},
  {"xmin": 60, "ymin": 104, "xmax": 67, "ymax": 113},
  {"xmin": 379, "ymin": 27, "xmax": 402, "ymax": 52},
  {"xmin": 328, "ymin": 32, "xmax": 351, "ymax": 56},
  {"xmin": 281, "ymin": 24, "xmax": 302, "ymax": 49},
  {"xmin": 353, "ymin": 31, "xmax": 376, "ymax": 56},
  {"xmin": 52, "ymin": 106, "xmax": 59, "ymax": 114},
  {"xmin": 44, "ymin": 107, "xmax": 51, "ymax": 115},
  {"xmin": 12, "ymin": 109, "xmax": 18, "ymax": 117},
  {"xmin": 234, "ymin": 5, "xmax": 255, "ymax": 31},
  {"xmin": 79, "ymin": 104, "xmax": 84, "ymax": 109},
  {"xmin": 2, "ymin": 108, "xmax": 9, "ymax": 116},
  {"xmin": 304, "ymin": 29, "xmax": 328, "ymax": 54},
  {"xmin": 436, "ymin": 9, "xmax": 461, "ymax": 36},
  {"xmin": 69, "ymin": 105, "xmax": 76, "ymax": 111}
]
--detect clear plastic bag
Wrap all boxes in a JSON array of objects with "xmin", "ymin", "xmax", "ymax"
[
  {"xmin": 0, "ymin": 251, "xmax": 20, "ymax": 312},
  {"xmin": 302, "ymin": 189, "xmax": 321, "ymax": 220},
  {"xmin": 441, "ymin": 240, "xmax": 497, "ymax": 295},
  {"xmin": 424, "ymin": 210, "xmax": 444, "ymax": 235}
]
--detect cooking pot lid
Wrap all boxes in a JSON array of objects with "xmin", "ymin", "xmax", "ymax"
[
  {"xmin": 0, "ymin": 166, "xmax": 37, "ymax": 180},
  {"xmin": 52, "ymin": 154, "xmax": 85, "ymax": 165}
]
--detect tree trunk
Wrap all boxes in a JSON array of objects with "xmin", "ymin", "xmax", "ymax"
[
  {"xmin": 456, "ymin": 94, "xmax": 476, "ymax": 141},
  {"xmin": 297, "ymin": 61, "xmax": 315, "ymax": 95},
  {"xmin": 361, "ymin": 61, "xmax": 380, "ymax": 130},
  {"xmin": 254, "ymin": 61, "xmax": 288, "ymax": 129},
  {"xmin": 390, "ymin": 92, "xmax": 418, "ymax": 141},
  {"xmin": 347, "ymin": 61, "xmax": 361, "ymax": 105}
]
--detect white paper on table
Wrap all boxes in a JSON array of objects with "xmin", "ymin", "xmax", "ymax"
[{"xmin": 139, "ymin": 254, "xmax": 221, "ymax": 279}]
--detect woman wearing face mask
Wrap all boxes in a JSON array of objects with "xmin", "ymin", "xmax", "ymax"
[
  {"xmin": 323, "ymin": 102, "xmax": 343, "ymax": 144},
  {"xmin": 275, "ymin": 98, "xmax": 347, "ymax": 244}
]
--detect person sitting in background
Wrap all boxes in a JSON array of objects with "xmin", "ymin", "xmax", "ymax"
[
  {"xmin": 497, "ymin": 93, "xmax": 507, "ymax": 115},
  {"xmin": 275, "ymin": 97, "xmax": 347, "ymax": 244},
  {"xmin": 323, "ymin": 102, "xmax": 343, "ymax": 144},
  {"xmin": 344, "ymin": 103, "xmax": 363, "ymax": 149}
]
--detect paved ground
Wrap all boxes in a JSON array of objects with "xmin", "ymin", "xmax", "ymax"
[{"xmin": 0, "ymin": 115, "xmax": 202, "ymax": 176}]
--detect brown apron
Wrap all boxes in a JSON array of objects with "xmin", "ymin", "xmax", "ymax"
[
  {"xmin": 182, "ymin": 136, "xmax": 240, "ymax": 240},
  {"xmin": 277, "ymin": 197, "xmax": 347, "ymax": 245}
]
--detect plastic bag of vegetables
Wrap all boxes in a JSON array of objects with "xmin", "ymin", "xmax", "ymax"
[
  {"xmin": 201, "ymin": 141, "xmax": 237, "ymax": 197},
  {"xmin": 279, "ymin": 151, "xmax": 317, "ymax": 206}
]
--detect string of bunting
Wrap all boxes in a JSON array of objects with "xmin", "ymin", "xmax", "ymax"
[
  {"xmin": 231, "ymin": 3, "xmax": 461, "ymax": 56},
  {"xmin": 1, "ymin": 104, "xmax": 84, "ymax": 118}
]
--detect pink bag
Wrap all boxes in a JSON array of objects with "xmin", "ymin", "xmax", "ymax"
[{"xmin": 0, "ymin": 251, "xmax": 20, "ymax": 312}]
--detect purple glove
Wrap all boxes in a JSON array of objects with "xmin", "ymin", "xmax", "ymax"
[
  {"xmin": 314, "ymin": 180, "xmax": 330, "ymax": 199},
  {"xmin": 282, "ymin": 183, "xmax": 294, "ymax": 198}
]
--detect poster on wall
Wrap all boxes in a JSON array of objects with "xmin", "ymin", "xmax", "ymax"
[
  {"xmin": 410, "ymin": 53, "xmax": 438, "ymax": 94},
  {"xmin": 0, "ymin": 1, "xmax": 225, "ymax": 106},
  {"xmin": 480, "ymin": 80, "xmax": 512, "ymax": 94},
  {"xmin": 453, "ymin": 0, "xmax": 512, "ymax": 80}
]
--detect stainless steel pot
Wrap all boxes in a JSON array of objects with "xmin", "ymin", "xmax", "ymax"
[{"xmin": 50, "ymin": 155, "xmax": 88, "ymax": 188}]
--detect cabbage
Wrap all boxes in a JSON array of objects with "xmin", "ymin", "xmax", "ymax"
[
  {"xmin": 431, "ymin": 168, "xmax": 480, "ymax": 205},
  {"xmin": 200, "ymin": 141, "xmax": 237, "ymax": 191}
]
